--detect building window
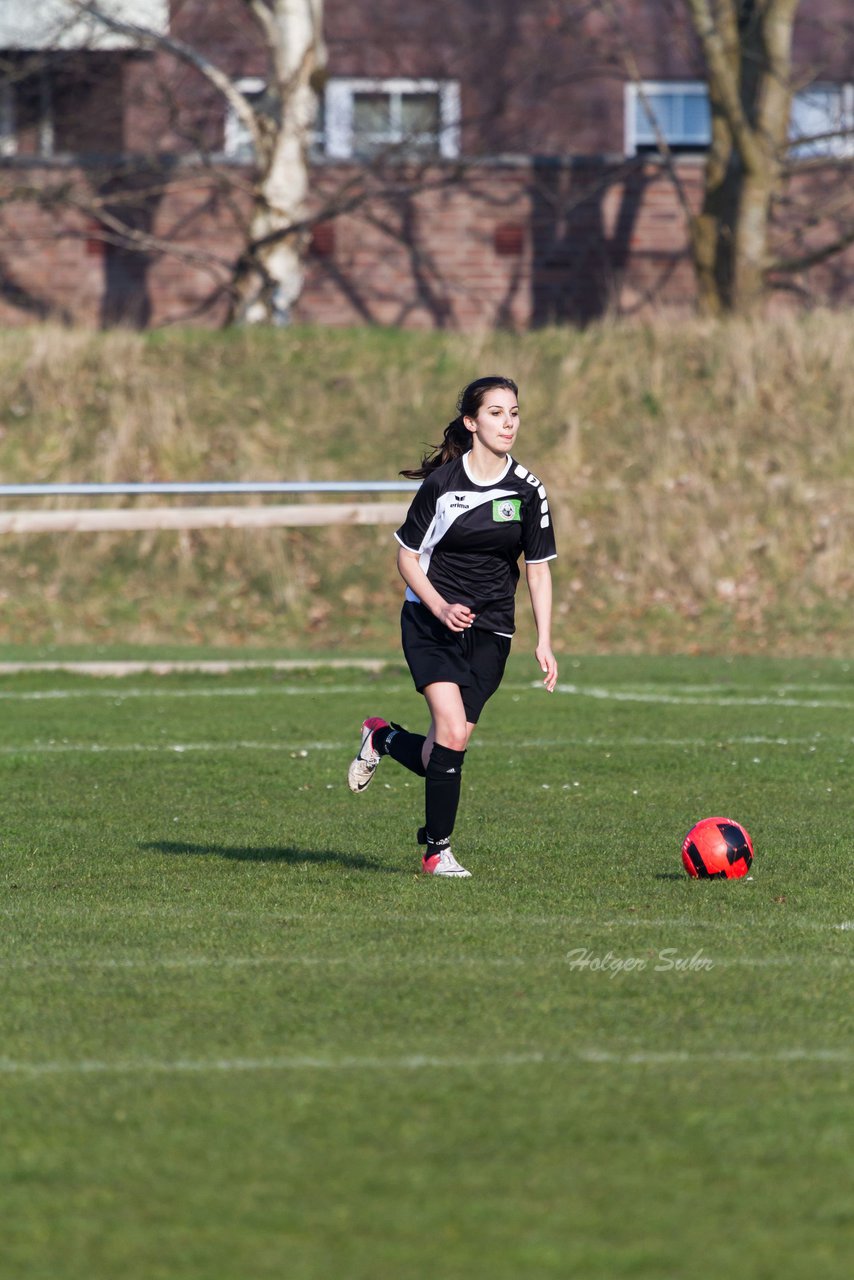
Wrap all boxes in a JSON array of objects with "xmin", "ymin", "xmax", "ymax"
[
  {"xmin": 224, "ymin": 77, "xmax": 460, "ymax": 163},
  {"xmin": 324, "ymin": 78, "xmax": 460, "ymax": 160},
  {"xmin": 0, "ymin": 66, "xmax": 53, "ymax": 157},
  {"xmin": 626, "ymin": 79, "xmax": 854, "ymax": 162},
  {"xmin": 625, "ymin": 82, "xmax": 711, "ymax": 156},
  {"xmin": 789, "ymin": 84, "xmax": 854, "ymax": 158},
  {"xmin": 0, "ymin": 56, "xmax": 124, "ymax": 157},
  {"xmin": 0, "ymin": 79, "xmax": 16, "ymax": 156}
]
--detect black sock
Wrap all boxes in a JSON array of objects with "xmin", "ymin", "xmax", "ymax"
[
  {"xmin": 376, "ymin": 723, "xmax": 427, "ymax": 777},
  {"xmin": 423, "ymin": 743, "xmax": 466, "ymax": 851}
]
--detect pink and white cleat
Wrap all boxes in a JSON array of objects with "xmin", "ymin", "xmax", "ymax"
[
  {"xmin": 347, "ymin": 717, "xmax": 390, "ymax": 793},
  {"xmin": 422, "ymin": 848, "xmax": 472, "ymax": 878}
]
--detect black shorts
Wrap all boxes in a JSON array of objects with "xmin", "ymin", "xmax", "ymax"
[{"xmin": 400, "ymin": 601, "xmax": 511, "ymax": 723}]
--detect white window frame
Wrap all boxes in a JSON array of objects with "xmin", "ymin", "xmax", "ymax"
[
  {"xmin": 324, "ymin": 78, "xmax": 460, "ymax": 160},
  {"xmin": 625, "ymin": 81, "xmax": 711, "ymax": 157},
  {"xmin": 789, "ymin": 83, "xmax": 854, "ymax": 158}
]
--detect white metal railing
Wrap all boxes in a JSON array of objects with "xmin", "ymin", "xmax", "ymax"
[
  {"xmin": 0, "ymin": 481, "xmax": 419, "ymax": 533},
  {"xmin": 0, "ymin": 482, "xmax": 419, "ymax": 496}
]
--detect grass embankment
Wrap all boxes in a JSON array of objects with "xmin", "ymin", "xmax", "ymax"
[{"xmin": 0, "ymin": 315, "xmax": 851, "ymax": 655}]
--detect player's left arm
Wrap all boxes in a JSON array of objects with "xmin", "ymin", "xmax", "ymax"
[{"xmin": 525, "ymin": 560, "xmax": 558, "ymax": 693}]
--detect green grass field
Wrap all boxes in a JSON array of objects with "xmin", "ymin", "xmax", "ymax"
[{"xmin": 1, "ymin": 653, "xmax": 852, "ymax": 1279}]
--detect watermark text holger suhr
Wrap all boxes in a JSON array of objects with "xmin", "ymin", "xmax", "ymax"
[{"xmin": 565, "ymin": 948, "xmax": 714, "ymax": 979}]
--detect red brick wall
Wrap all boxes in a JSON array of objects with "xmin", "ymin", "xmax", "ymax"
[
  {"xmin": 299, "ymin": 159, "xmax": 706, "ymax": 330},
  {"xmin": 2, "ymin": 157, "xmax": 850, "ymax": 330},
  {"xmin": 0, "ymin": 193, "xmax": 105, "ymax": 326}
]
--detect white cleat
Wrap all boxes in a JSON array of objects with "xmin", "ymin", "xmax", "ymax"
[
  {"xmin": 347, "ymin": 717, "xmax": 389, "ymax": 793},
  {"xmin": 422, "ymin": 848, "xmax": 472, "ymax": 878}
]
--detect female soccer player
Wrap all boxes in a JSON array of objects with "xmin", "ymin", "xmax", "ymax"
[{"xmin": 347, "ymin": 375, "xmax": 558, "ymax": 876}]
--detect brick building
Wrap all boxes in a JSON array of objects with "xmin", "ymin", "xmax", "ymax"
[{"xmin": 0, "ymin": 0, "xmax": 852, "ymax": 328}]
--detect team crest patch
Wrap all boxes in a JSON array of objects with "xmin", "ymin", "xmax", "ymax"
[{"xmin": 492, "ymin": 498, "xmax": 521, "ymax": 522}]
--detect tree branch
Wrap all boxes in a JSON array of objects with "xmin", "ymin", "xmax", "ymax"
[
  {"xmin": 770, "ymin": 224, "xmax": 854, "ymax": 274},
  {"xmin": 73, "ymin": 1, "xmax": 263, "ymax": 152}
]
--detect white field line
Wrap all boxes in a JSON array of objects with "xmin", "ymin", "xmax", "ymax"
[
  {"xmin": 600, "ymin": 682, "xmax": 853, "ymax": 695},
  {"xmin": 0, "ymin": 740, "xmax": 345, "ymax": 756},
  {"xmin": 552, "ymin": 682, "xmax": 854, "ymax": 710},
  {"xmin": 3, "ymin": 952, "xmax": 850, "ymax": 973},
  {"xmin": 0, "ymin": 684, "xmax": 409, "ymax": 702},
  {"xmin": 0, "ymin": 903, "xmax": 850, "ymax": 935},
  {"xmin": 2, "ymin": 955, "xmax": 355, "ymax": 971},
  {"xmin": 2, "ymin": 733, "xmax": 848, "ymax": 757},
  {"xmin": 0, "ymin": 659, "xmax": 393, "ymax": 676},
  {"xmin": 1, "ymin": 679, "xmax": 852, "ymax": 710},
  {"xmin": 0, "ymin": 1047, "xmax": 849, "ymax": 1077},
  {"xmin": 573, "ymin": 1048, "xmax": 852, "ymax": 1065},
  {"xmin": 0, "ymin": 658, "xmax": 849, "ymax": 692},
  {"xmin": 506, "ymin": 735, "xmax": 849, "ymax": 746}
]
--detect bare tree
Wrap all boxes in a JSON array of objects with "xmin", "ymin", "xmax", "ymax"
[
  {"xmin": 604, "ymin": 0, "xmax": 854, "ymax": 313},
  {"xmin": 684, "ymin": 0, "xmax": 800, "ymax": 312},
  {"xmin": 66, "ymin": 0, "xmax": 325, "ymax": 323},
  {"xmin": 591, "ymin": 3, "xmax": 850, "ymax": 313}
]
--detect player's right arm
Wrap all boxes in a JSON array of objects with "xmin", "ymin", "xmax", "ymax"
[{"xmin": 396, "ymin": 547, "xmax": 475, "ymax": 633}]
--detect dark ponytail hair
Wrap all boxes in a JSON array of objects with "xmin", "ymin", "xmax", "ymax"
[{"xmin": 400, "ymin": 375, "xmax": 519, "ymax": 480}]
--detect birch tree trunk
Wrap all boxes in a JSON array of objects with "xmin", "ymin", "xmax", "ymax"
[
  {"xmin": 229, "ymin": 0, "xmax": 326, "ymax": 325},
  {"xmin": 683, "ymin": 0, "xmax": 800, "ymax": 314},
  {"xmin": 73, "ymin": 0, "xmax": 325, "ymax": 326}
]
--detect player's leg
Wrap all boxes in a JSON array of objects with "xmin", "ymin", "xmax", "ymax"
[
  {"xmin": 419, "ymin": 682, "xmax": 472, "ymax": 877},
  {"xmin": 348, "ymin": 602, "xmax": 455, "ymax": 793},
  {"xmin": 419, "ymin": 714, "xmax": 477, "ymax": 771},
  {"xmin": 417, "ymin": 631, "xmax": 510, "ymax": 874}
]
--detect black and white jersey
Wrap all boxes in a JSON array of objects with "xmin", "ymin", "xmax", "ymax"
[{"xmin": 394, "ymin": 452, "xmax": 557, "ymax": 636}]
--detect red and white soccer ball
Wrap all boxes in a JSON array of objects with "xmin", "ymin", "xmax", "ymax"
[{"xmin": 681, "ymin": 817, "xmax": 754, "ymax": 879}]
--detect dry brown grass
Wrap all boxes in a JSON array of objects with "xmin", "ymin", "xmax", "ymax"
[
  {"xmin": 536, "ymin": 311, "xmax": 854, "ymax": 653},
  {"xmin": 0, "ymin": 314, "xmax": 851, "ymax": 654}
]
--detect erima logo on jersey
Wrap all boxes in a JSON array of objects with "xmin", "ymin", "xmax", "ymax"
[{"xmin": 493, "ymin": 498, "xmax": 521, "ymax": 523}]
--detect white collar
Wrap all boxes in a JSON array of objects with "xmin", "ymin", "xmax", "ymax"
[{"xmin": 462, "ymin": 451, "xmax": 513, "ymax": 487}]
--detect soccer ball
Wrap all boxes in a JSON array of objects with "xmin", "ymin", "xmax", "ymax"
[{"xmin": 681, "ymin": 817, "xmax": 754, "ymax": 879}]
